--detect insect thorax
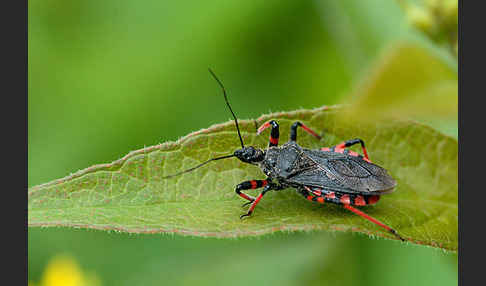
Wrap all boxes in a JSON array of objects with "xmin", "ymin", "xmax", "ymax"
[{"xmin": 259, "ymin": 142, "xmax": 306, "ymax": 181}]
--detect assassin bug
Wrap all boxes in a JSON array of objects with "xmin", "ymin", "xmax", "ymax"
[{"xmin": 163, "ymin": 69, "xmax": 405, "ymax": 241}]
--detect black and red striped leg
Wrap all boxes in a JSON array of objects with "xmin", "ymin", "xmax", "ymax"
[
  {"xmin": 290, "ymin": 121, "xmax": 322, "ymax": 142},
  {"xmin": 257, "ymin": 120, "xmax": 279, "ymax": 147},
  {"xmin": 235, "ymin": 179, "xmax": 270, "ymax": 207},
  {"xmin": 342, "ymin": 204, "xmax": 405, "ymax": 241},
  {"xmin": 301, "ymin": 186, "xmax": 404, "ymax": 241},
  {"xmin": 332, "ymin": 138, "xmax": 370, "ymax": 162},
  {"xmin": 240, "ymin": 184, "xmax": 273, "ymax": 219}
]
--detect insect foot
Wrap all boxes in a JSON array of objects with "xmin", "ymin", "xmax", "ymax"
[
  {"xmin": 240, "ymin": 211, "xmax": 253, "ymax": 220},
  {"xmin": 390, "ymin": 229, "xmax": 406, "ymax": 242},
  {"xmin": 239, "ymin": 185, "xmax": 272, "ymax": 219},
  {"xmin": 241, "ymin": 201, "xmax": 253, "ymax": 208}
]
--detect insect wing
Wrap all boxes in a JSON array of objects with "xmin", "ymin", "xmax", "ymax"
[
  {"xmin": 326, "ymin": 156, "xmax": 396, "ymax": 193},
  {"xmin": 288, "ymin": 150, "xmax": 396, "ymax": 194}
]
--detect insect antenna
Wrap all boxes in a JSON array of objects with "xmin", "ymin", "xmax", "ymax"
[
  {"xmin": 208, "ymin": 68, "xmax": 245, "ymax": 148},
  {"xmin": 162, "ymin": 154, "xmax": 235, "ymax": 179},
  {"xmin": 162, "ymin": 69, "xmax": 243, "ymax": 179}
]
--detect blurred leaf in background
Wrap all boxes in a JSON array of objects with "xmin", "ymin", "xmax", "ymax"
[
  {"xmin": 398, "ymin": 0, "xmax": 458, "ymax": 56},
  {"xmin": 29, "ymin": 229, "xmax": 457, "ymax": 286},
  {"xmin": 28, "ymin": 0, "xmax": 457, "ymax": 285},
  {"xmin": 337, "ymin": 42, "xmax": 457, "ymax": 138}
]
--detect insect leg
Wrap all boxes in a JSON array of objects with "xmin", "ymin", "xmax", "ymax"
[
  {"xmin": 301, "ymin": 187, "xmax": 403, "ymax": 240},
  {"xmin": 342, "ymin": 204, "xmax": 405, "ymax": 241},
  {"xmin": 235, "ymin": 179, "xmax": 270, "ymax": 207},
  {"xmin": 257, "ymin": 120, "xmax": 280, "ymax": 147},
  {"xmin": 332, "ymin": 138, "xmax": 370, "ymax": 161},
  {"xmin": 240, "ymin": 184, "xmax": 272, "ymax": 219},
  {"xmin": 289, "ymin": 121, "xmax": 322, "ymax": 142}
]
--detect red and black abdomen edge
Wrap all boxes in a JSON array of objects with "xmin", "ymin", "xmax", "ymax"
[{"xmin": 301, "ymin": 186, "xmax": 380, "ymax": 206}]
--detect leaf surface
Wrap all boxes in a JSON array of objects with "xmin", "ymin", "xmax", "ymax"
[{"xmin": 29, "ymin": 106, "xmax": 458, "ymax": 251}]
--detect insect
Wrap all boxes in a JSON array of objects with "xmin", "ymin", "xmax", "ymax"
[{"xmin": 163, "ymin": 69, "xmax": 405, "ymax": 241}]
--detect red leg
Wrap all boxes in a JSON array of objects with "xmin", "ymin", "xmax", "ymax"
[
  {"xmin": 240, "ymin": 185, "xmax": 272, "ymax": 219},
  {"xmin": 301, "ymin": 186, "xmax": 403, "ymax": 241},
  {"xmin": 257, "ymin": 120, "xmax": 279, "ymax": 147},
  {"xmin": 330, "ymin": 138, "xmax": 371, "ymax": 162},
  {"xmin": 290, "ymin": 121, "xmax": 321, "ymax": 142},
  {"xmin": 235, "ymin": 179, "xmax": 269, "ymax": 206},
  {"xmin": 342, "ymin": 204, "xmax": 405, "ymax": 241}
]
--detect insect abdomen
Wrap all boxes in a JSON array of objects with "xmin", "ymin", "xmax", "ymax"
[{"xmin": 303, "ymin": 187, "xmax": 381, "ymax": 206}]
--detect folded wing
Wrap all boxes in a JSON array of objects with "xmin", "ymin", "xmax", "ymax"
[{"xmin": 286, "ymin": 150, "xmax": 396, "ymax": 194}]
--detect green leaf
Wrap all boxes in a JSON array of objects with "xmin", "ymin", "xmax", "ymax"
[{"xmin": 28, "ymin": 106, "xmax": 457, "ymax": 251}]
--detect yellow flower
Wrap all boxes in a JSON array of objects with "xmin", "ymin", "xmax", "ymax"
[{"xmin": 36, "ymin": 254, "xmax": 101, "ymax": 286}]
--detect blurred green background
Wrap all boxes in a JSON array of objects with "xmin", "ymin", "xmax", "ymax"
[{"xmin": 28, "ymin": 0, "xmax": 457, "ymax": 285}]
